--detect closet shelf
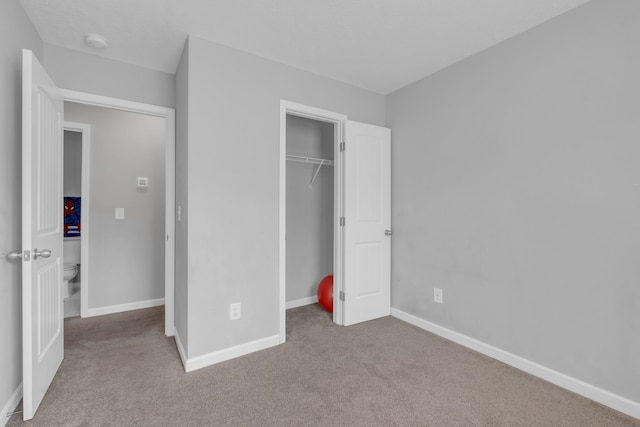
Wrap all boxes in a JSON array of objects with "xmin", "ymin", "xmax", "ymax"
[
  {"xmin": 286, "ymin": 155, "xmax": 333, "ymax": 188},
  {"xmin": 286, "ymin": 155, "xmax": 334, "ymax": 167}
]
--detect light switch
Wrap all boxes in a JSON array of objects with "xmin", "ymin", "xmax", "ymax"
[{"xmin": 115, "ymin": 208, "xmax": 125, "ymax": 220}]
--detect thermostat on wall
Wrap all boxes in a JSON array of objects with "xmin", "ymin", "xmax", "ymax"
[{"xmin": 137, "ymin": 177, "xmax": 149, "ymax": 189}]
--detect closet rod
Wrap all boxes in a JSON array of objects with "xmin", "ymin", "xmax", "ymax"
[{"xmin": 286, "ymin": 154, "xmax": 334, "ymax": 167}]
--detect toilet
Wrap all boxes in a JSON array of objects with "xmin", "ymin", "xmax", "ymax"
[
  {"xmin": 63, "ymin": 239, "xmax": 81, "ymax": 300},
  {"xmin": 63, "ymin": 264, "xmax": 79, "ymax": 299}
]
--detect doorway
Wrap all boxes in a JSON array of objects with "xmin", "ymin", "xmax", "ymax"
[
  {"xmin": 285, "ymin": 115, "xmax": 335, "ymax": 311},
  {"xmin": 20, "ymin": 50, "xmax": 176, "ymax": 420},
  {"xmin": 279, "ymin": 101, "xmax": 346, "ymax": 341},
  {"xmin": 61, "ymin": 89, "xmax": 176, "ymax": 336},
  {"xmin": 62, "ymin": 122, "xmax": 90, "ymax": 318}
]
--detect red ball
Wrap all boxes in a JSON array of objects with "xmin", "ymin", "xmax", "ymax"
[{"xmin": 317, "ymin": 275, "xmax": 334, "ymax": 312}]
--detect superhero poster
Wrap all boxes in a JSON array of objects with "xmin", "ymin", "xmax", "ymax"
[{"xmin": 64, "ymin": 197, "xmax": 81, "ymax": 238}]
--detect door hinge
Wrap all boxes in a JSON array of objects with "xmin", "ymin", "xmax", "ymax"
[
  {"xmin": 339, "ymin": 291, "xmax": 345, "ymax": 301},
  {"xmin": 340, "ymin": 217, "xmax": 345, "ymax": 226},
  {"xmin": 340, "ymin": 141, "xmax": 345, "ymax": 152}
]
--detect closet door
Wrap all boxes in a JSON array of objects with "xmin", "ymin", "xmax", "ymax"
[{"xmin": 343, "ymin": 120, "xmax": 391, "ymax": 326}]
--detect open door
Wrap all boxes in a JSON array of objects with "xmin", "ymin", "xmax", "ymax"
[
  {"xmin": 343, "ymin": 120, "xmax": 391, "ymax": 326},
  {"xmin": 21, "ymin": 49, "xmax": 64, "ymax": 420}
]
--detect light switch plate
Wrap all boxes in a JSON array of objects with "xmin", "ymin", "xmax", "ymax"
[
  {"xmin": 115, "ymin": 208, "xmax": 125, "ymax": 220},
  {"xmin": 434, "ymin": 288, "xmax": 443, "ymax": 304},
  {"xmin": 230, "ymin": 303, "xmax": 241, "ymax": 320}
]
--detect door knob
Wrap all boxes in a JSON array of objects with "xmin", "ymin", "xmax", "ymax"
[
  {"xmin": 385, "ymin": 229, "xmax": 392, "ymax": 236},
  {"xmin": 33, "ymin": 248, "xmax": 52, "ymax": 260},
  {"xmin": 6, "ymin": 250, "xmax": 23, "ymax": 262}
]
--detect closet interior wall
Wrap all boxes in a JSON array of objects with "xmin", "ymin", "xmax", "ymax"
[{"xmin": 286, "ymin": 115, "xmax": 335, "ymax": 305}]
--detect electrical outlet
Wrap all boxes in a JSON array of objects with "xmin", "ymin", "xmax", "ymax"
[
  {"xmin": 230, "ymin": 303, "xmax": 241, "ymax": 320},
  {"xmin": 434, "ymin": 288, "xmax": 443, "ymax": 304}
]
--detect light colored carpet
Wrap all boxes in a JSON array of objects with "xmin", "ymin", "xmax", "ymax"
[{"xmin": 7, "ymin": 304, "xmax": 639, "ymax": 426}]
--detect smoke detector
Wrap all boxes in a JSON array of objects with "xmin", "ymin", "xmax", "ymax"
[{"xmin": 85, "ymin": 33, "xmax": 108, "ymax": 49}]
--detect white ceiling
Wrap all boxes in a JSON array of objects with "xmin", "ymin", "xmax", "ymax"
[{"xmin": 19, "ymin": 0, "xmax": 590, "ymax": 94}]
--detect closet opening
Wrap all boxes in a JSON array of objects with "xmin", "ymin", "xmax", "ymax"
[
  {"xmin": 285, "ymin": 115, "xmax": 334, "ymax": 312},
  {"xmin": 279, "ymin": 101, "xmax": 347, "ymax": 341}
]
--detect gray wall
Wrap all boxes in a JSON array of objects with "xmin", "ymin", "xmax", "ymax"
[
  {"xmin": 180, "ymin": 36, "xmax": 385, "ymax": 358},
  {"xmin": 286, "ymin": 116, "xmax": 334, "ymax": 302},
  {"xmin": 175, "ymin": 42, "xmax": 189, "ymax": 347},
  {"xmin": 0, "ymin": 0, "xmax": 42, "ymax": 414},
  {"xmin": 386, "ymin": 0, "xmax": 640, "ymax": 403},
  {"xmin": 43, "ymin": 44, "xmax": 176, "ymax": 109},
  {"xmin": 65, "ymin": 103, "xmax": 166, "ymax": 309},
  {"xmin": 64, "ymin": 130, "xmax": 82, "ymax": 196}
]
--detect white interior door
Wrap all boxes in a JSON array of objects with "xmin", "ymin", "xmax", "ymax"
[
  {"xmin": 22, "ymin": 49, "xmax": 64, "ymax": 420},
  {"xmin": 343, "ymin": 120, "xmax": 391, "ymax": 326}
]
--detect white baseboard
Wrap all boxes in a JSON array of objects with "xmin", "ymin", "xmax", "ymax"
[
  {"xmin": 286, "ymin": 296, "xmax": 318, "ymax": 309},
  {"xmin": 391, "ymin": 308, "xmax": 640, "ymax": 421},
  {"xmin": 1, "ymin": 382, "xmax": 22, "ymax": 427},
  {"xmin": 184, "ymin": 335, "xmax": 280, "ymax": 373},
  {"xmin": 84, "ymin": 298, "xmax": 165, "ymax": 317},
  {"xmin": 174, "ymin": 330, "xmax": 188, "ymax": 370},
  {"xmin": 165, "ymin": 325, "xmax": 175, "ymax": 338}
]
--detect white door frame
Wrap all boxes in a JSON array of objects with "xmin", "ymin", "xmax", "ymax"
[
  {"xmin": 60, "ymin": 89, "xmax": 176, "ymax": 337},
  {"xmin": 62, "ymin": 121, "xmax": 91, "ymax": 318},
  {"xmin": 279, "ymin": 100, "xmax": 347, "ymax": 342}
]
